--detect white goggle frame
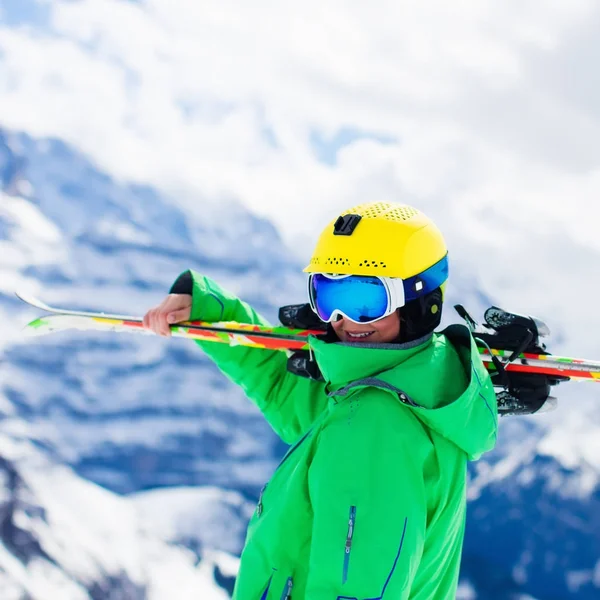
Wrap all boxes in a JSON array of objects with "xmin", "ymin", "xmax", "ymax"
[{"xmin": 307, "ymin": 273, "xmax": 407, "ymax": 325}]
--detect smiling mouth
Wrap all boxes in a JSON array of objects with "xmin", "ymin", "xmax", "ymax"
[{"xmin": 345, "ymin": 331, "xmax": 375, "ymax": 340}]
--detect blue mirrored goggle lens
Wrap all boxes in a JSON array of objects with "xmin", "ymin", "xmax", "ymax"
[{"xmin": 311, "ymin": 274, "xmax": 390, "ymax": 323}]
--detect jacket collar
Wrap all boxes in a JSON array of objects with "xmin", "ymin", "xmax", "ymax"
[{"xmin": 308, "ymin": 333, "xmax": 433, "ymax": 388}]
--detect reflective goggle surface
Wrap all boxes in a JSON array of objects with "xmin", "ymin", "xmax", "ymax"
[{"xmin": 309, "ymin": 274, "xmax": 391, "ymax": 324}]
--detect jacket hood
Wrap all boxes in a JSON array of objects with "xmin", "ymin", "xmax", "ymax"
[{"xmin": 309, "ymin": 324, "xmax": 498, "ymax": 460}]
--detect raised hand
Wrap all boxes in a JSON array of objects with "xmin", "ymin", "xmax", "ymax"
[{"xmin": 142, "ymin": 294, "xmax": 192, "ymax": 337}]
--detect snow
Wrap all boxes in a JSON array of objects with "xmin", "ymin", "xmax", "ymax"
[
  {"xmin": 1, "ymin": 193, "xmax": 63, "ymax": 245},
  {"xmin": 130, "ymin": 486, "xmax": 254, "ymax": 556},
  {"xmin": 567, "ymin": 570, "xmax": 596, "ymax": 595},
  {"xmin": 0, "ymin": 192, "xmax": 69, "ymax": 346},
  {"xmin": 94, "ymin": 218, "xmax": 153, "ymax": 246},
  {"xmin": 205, "ymin": 550, "xmax": 240, "ymax": 579},
  {"xmin": 456, "ymin": 581, "xmax": 477, "ymax": 600},
  {"xmin": 0, "ymin": 192, "xmax": 67, "ymax": 278},
  {"xmin": 0, "ymin": 431, "xmax": 230, "ymax": 599},
  {"xmin": 467, "ymin": 431, "xmax": 539, "ymax": 502},
  {"xmin": 537, "ymin": 404, "xmax": 600, "ymax": 474}
]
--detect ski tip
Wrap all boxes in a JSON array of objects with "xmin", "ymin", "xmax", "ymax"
[
  {"xmin": 22, "ymin": 317, "xmax": 52, "ymax": 336},
  {"xmin": 15, "ymin": 291, "xmax": 52, "ymax": 313}
]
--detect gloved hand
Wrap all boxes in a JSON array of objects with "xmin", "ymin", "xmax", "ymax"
[{"xmin": 496, "ymin": 373, "xmax": 560, "ymax": 416}]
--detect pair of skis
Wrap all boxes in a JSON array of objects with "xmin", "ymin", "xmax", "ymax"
[{"xmin": 17, "ymin": 294, "xmax": 600, "ymax": 381}]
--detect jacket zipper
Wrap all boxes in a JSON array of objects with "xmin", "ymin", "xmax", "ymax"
[
  {"xmin": 280, "ymin": 577, "xmax": 293, "ymax": 600},
  {"xmin": 257, "ymin": 483, "xmax": 267, "ymax": 517},
  {"xmin": 343, "ymin": 506, "xmax": 356, "ymax": 585}
]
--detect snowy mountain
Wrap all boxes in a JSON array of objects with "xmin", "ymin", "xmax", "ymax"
[
  {"xmin": 131, "ymin": 486, "xmax": 253, "ymax": 558},
  {"xmin": 131, "ymin": 486, "xmax": 249, "ymax": 596},
  {"xmin": 0, "ymin": 430, "xmax": 229, "ymax": 600},
  {"xmin": 0, "ymin": 127, "xmax": 598, "ymax": 599}
]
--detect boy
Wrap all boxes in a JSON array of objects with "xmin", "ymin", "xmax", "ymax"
[{"xmin": 143, "ymin": 202, "xmax": 498, "ymax": 599}]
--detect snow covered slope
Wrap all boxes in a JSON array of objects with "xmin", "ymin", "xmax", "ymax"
[
  {"xmin": 131, "ymin": 486, "xmax": 253, "ymax": 557},
  {"xmin": 130, "ymin": 486, "xmax": 249, "ymax": 596},
  {"xmin": 0, "ymin": 428, "xmax": 229, "ymax": 600}
]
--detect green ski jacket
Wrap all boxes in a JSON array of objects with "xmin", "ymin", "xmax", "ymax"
[{"xmin": 183, "ymin": 272, "xmax": 498, "ymax": 600}]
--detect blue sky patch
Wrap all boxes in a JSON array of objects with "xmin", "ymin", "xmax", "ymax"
[
  {"xmin": 1, "ymin": 0, "xmax": 51, "ymax": 28},
  {"xmin": 310, "ymin": 126, "xmax": 397, "ymax": 166}
]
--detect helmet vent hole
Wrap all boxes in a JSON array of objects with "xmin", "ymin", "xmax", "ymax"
[
  {"xmin": 343, "ymin": 202, "xmax": 418, "ymax": 222},
  {"xmin": 325, "ymin": 257, "xmax": 350, "ymax": 266},
  {"xmin": 358, "ymin": 260, "xmax": 387, "ymax": 268},
  {"xmin": 386, "ymin": 206, "xmax": 419, "ymax": 221}
]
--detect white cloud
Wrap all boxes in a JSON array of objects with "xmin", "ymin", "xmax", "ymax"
[{"xmin": 0, "ymin": 0, "xmax": 598, "ymax": 232}]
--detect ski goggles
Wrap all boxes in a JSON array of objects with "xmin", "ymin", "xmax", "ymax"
[{"xmin": 308, "ymin": 255, "xmax": 448, "ymax": 324}]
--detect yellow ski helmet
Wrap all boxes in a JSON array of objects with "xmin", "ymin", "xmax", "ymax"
[
  {"xmin": 305, "ymin": 202, "xmax": 449, "ymax": 341},
  {"xmin": 305, "ymin": 202, "xmax": 448, "ymax": 280}
]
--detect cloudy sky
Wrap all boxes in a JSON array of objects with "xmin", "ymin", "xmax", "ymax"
[
  {"xmin": 2, "ymin": 0, "xmax": 599, "ymax": 243},
  {"xmin": 1, "ymin": 0, "xmax": 600, "ymax": 470}
]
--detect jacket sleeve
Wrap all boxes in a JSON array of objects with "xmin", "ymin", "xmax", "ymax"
[
  {"xmin": 306, "ymin": 394, "xmax": 428, "ymax": 600},
  {"xmin": 176, "ymin": 270, "xmax": 329, "ymax": 444}
]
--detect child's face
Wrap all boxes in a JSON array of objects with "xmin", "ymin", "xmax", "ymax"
[{"xmin": 330, "ymin": 311, "xmax": 401, "ymax": 344}]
